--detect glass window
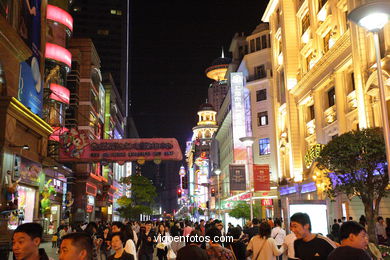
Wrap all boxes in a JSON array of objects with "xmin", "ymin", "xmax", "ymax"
[
  {"xmin": 259, "ymin": 138, "xmax": 271, "ymax": 155},
  {"xmin": 250, "ymin": 39, "xmax": 255, "ymax": 53},
  {"xmin": 256, "ymin": 37, "xmax": 261, "ymax": 51},
  {"xmin": 302, "ymin": 12, "xmax": 310, "ymax": 34},
  {"xmin": 327, "ymin": 87, "xmax": 335, "ymax": 107},
  {"xmin": 258, "ymin": 111, "xmax": 268, "ymax": 126},
  {"xmin": 309, "ymin": 105, "xmax": 315, "ymax": 120},
  {"xmin": 323, "ymin": 30, "xmax": 331, "ymax": 52},
  {"xmin": 254, "ymin": 65, "xmax": 266, "ymax": 79},
  {"xmin": 256, "ymin": 89, "xmax": 267, "ymax": 102},
  {"xmin": 261, "ymin": 35, "xmax": 267, "ymax": 49}
]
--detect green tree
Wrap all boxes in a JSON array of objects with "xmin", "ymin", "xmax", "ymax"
[
  {"xmin": 228, "ymin": 201, "xmax": 261, "ymax": 220},
  {"xmin": 316, "ymin": 128, "xmax": 389, "ymax": 242},
  {"xmin": 117, "ymin": 175, "xmax": 157, "ymax": 220}
]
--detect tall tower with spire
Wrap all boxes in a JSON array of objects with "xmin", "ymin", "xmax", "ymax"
[{"xmin": 205, "ymin": 49, "xmax": 231, "ymax": 112}]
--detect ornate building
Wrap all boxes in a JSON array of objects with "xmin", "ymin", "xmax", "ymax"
[{"xmin": 262, "ymin": 0, "xmax": 390, "ymax": 226}]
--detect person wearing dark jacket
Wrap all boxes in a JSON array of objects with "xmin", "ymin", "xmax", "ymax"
[
  {"xmin": 227, "ymin": 227, "xmax": 246, "ymax": 260},
  {"xmin": 136, "ymin": 221, "xmax": 155, "ymax": 260},
  {"xmin": 176, "ymin": 230, "xmax": 208, "ymax": 260},
  {"xmin": 12, "ymin": 223, "xmax": 51, "ymax": 260}
]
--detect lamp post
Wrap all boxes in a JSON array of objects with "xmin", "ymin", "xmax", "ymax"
[
  {"xmin": 239, "ymin": 136, "xmax": 255, "ymax": 221},
  {"xmin": 348, "ymin": 1, "xmax": 390, "ymax": 179},
  {"xmin": 214, "ymin": 169, "xmax": 221, "ymax": 219}
]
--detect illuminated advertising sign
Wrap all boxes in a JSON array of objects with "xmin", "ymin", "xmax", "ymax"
[
  {"xmin": 230, "ymin": 72, "xmax": 247, "ymax": 162},
  {"xmin": 45, "ymin": 43, "xmax": 72, "ymax": 68},
  {"xmin": 18, "ymin": 0, "xmax": 43, "ymax": 116},
  {"xmin": 49, "ymin": 83, "xmax": 70, "ymax": 104},
  {"xmin": 59, "ymin": 128, "xmax": 183, "ymax": 162},
  {"xmin": 47, "ymin": 5, "xmax": 73, "ymax": 32}
]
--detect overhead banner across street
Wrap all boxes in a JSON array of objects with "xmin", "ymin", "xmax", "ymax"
[{"xmin": 59, "ymin": 128, "xmax": 183, "ymax": 162}]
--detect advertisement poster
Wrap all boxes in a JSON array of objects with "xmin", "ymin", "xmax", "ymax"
[
  {"xmin": 19, "ymin": 157, "xmax": 42, "ymax": 186},
  {"xmin": 253, "ymin": 164, "xmax": 270, "ymax": 191},
  {"xmin": 229, "ymin": 164, "xmax": 246, "ymax": 191},
  {"xmin": 18, "ymin": 0, "xmax": 43, "ymax": 116}
]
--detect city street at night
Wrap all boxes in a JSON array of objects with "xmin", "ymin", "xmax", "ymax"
[{"xmin": 1, "ymin": 0, "xmax": 390, "ymax": 260}]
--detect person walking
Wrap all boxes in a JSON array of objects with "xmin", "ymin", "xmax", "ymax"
[
  {"xmin": 206, "ymin": 228, "xmax": 234, "ymax": 260},
  {"xmin": 290, "ymin": 212, "xmax": 336, "ymax": 260},
  {"xmin": 12, "ymin": 223, "xmax": 52, "ymax": 260},
  {"xmin": 271, "ymin": 219, "xmax": 286, "ymax": 260},
  {"xmin": 108, "ymin": 232, "xmax": 134, "ymax": 260},
  {"xmin": 328, "ymin": 221, "xmax": 371, "ymax": 260},
  {"xmin": 155, "ymin": 223, "xmax": 169, "ymax": 260},
  {"xmin": 136, "ymin": 221, "xmax": 155, "ymax": 260},
  {"xmin": 247, "ymin": 222, "xmax": 285, "ymax": 260},
  {"xmin": 176, "ymin": 230, "xmax": 208, "ymax": 260},
  {"xmin": 59, "ymin": 232, "xmax": 94, "ymax": 260},
  {"xmin": 226, "ymin": 227, "xmax": 246, "ymax": 260}
]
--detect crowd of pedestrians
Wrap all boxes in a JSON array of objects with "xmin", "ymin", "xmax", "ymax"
[{"xmin": 9, "ymin": 212, "xmax": 390, "ymax": 260}]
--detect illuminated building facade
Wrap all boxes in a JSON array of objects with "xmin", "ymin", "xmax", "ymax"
[
  {"xmin": 0, "ymin": 0, "xmax": 80, "ymax": 244},
  {"xmin": 236, "ymin": 23, "xmax": 279, "ymax": 218},
  {"xmin": 185, "ymin": 103, "xmax": 218, "ymax": 219},
  {"xmin": 66, "ymin": 38, "xmax": 108, "ymax": 221},
  {"xmin": 206, "ymin": 51, "xmax": 231, "ymax": 113},
  {"xmin": 262, "ymin": 0, "xmax": 390, "ymax": 224}
]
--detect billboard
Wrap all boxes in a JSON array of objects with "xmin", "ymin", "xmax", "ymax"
[
  {"xmin": 229, "ymin": 164, "xmax": 246, "ymax": 191},
  {"xmin": 230, "ymin": 72, "xmax": 247, "ymax": 162},
  {"xmin": 18, "ymin": 0, "xmax": 43, "ymax": 116},
  {"xmin": 253, "ymin": 164, "xmax": 270, "ymax": 191},
  {"xmin": 59, "ymin": 128, "xmax": 183, "ymax": 162}
]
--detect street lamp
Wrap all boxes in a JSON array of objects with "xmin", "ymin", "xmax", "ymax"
[
  {"xmin": 239, "ymin": 136, "xmax": 255, "ymax": 221},
  {"xmin": 214, "ymin": 169, "xmax": 221, "ymax": 219},
  {"xmin": 348, "ymin": 1, "xmax": 390, "ymax": 179}
]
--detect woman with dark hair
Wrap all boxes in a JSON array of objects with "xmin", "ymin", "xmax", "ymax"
[
  {"xmin": 227, "ymin": 227, "xmax": 246, "ymax": 260},
  {"xmin": 109, "ymin": 232, "xmax": 134, "ymax": 260},
  {"xmin": 359, "ymin": 215, "xmax": 367, "ymax": 228},
  {"xmin": 123, "ymin": 224, "xmax": 137, "ymax": 260},
  {"xmin": 155, "ymin": 223, "xmax": 169, "ymax": 260},
  {"xmin": 247, "ymin": 222, "xmax": 286, "ymax": 260},
  {"xmin": 84, "ymin": 222, "xmax": 102, "ymax": 260}
]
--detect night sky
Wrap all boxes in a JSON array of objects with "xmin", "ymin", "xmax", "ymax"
[{"xmin": 130, "ymin": 0, "xmax": 268, "ymax": 150}]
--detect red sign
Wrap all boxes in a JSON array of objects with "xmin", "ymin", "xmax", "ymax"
[
  {"xmin": 59, "ymin": 128, "xmax": 183, "ymax": 162},
  {"xmin": 47, "ymin": 5, "xmax": 73, "ymax": 32},
  {"xmin": 86, "ymin": 205, "xmax": 93, "ymax": 213},
  {"xmin": 49, "ymin": 83, "xmax": 70, "ymax": 104},
  {"xmin": 253, "ymin": 164, "xmax": 270, "ymax": 191},
  {"xmin": 49, "ymin": 127, "xmax": 69, "ymax": 142},
  {"xmin": 45, "ymin": 43, "xmax": 72, "ymax": 67},
  {"xmin": 86, "ymin": 182, "xmax": 97, "ymax": 196},
  {"xmin": 261, "ymin": 199, "xmax": 273, "ymax": 206}
]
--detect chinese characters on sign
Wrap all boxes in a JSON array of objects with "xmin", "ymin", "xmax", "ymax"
[
  {"xmin": 253, "ymin": 164, "xmax": 270, "ymax": 191},
  {"xmin": 229, "ymin": 164, "xmax": 246, "ymax": 191}
]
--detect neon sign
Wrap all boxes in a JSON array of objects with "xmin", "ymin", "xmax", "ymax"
[
  {"xmin": 45, "ymin": 43, "xmax": 72, "ymax": 67},
  {"xmin": 49, "ymin": 83, "xmax": 70, "ymax": 104},
  {"xmin": 47, "ymin": 5, "xmax": 73, "ymax": 32}
]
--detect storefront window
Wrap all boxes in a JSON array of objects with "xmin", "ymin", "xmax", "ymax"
[{"xmin": 9, "ymin": 185, "xmax": 36, "ymax": 229}]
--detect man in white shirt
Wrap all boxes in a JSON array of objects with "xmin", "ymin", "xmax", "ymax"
[{"xmin": 271, "ymin": 219, "xmax": 286, "ymax": 260}]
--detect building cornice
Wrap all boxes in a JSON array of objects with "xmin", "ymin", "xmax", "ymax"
[{"xmin": 262, "ymin": 0, "xmax": 279, "ymax": 22}]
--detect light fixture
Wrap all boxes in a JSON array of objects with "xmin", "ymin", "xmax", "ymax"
[
  {"xmin": 10, "ymin": 144, "xmax": 30, "ymax": 150},
  {"xmin": 214, "ymin": 169, "xmax": 221, "ymax": 176},
  {"xmin": 347, "ymin": 1, "xmax": 390, "ymax": 32},
  {"xmin": 239, "ymin": 136, "xmax": 255, "ymax": 147}
]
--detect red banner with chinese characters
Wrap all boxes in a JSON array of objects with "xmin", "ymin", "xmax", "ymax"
[
  {"xmin": 59, "ymin": 128, "xmax": 183, "ymax": 162},
  {"xmin": 261, "ymin": 199, "xmax": 273, "ymax": 206},
  {"xmin": 253, "ymin": 164, "xmax": 270, "ymax": 191}
]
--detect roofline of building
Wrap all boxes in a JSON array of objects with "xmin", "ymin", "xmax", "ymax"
[{"xmin": 262, "ymin": 0, "xmax": 279, "ymax": 22}]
